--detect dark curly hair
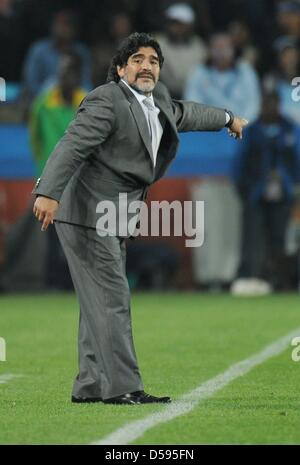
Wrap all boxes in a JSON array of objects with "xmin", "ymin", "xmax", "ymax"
[{"xmin": 107, "ymin": 32, "xmax": 164, "ymax": 83}]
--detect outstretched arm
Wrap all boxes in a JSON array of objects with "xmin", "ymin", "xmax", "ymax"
[{"xmin": 172, "ymin": 100, "xmax": 248, "ymax": 139}]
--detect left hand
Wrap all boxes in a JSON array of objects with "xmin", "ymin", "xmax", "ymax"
[{"xmin": 227, "ymin": 117, "xmax": 249, "ymax": 140}]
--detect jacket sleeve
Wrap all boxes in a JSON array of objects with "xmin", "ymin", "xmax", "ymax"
[
  {"xmin": 171, "ymin": 99, "xmax": 227, "ymax": 132},
  {"xmin": 33, "ymin": 89, "xmax": 116, "ymax": 201}
]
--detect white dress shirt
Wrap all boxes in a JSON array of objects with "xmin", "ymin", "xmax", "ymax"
[{"xmin": 121, "ymin": 79, "xmax": 163, "ymax": 166}]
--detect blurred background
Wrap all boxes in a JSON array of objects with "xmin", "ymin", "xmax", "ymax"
[{"xmin": 0, "ymin": 0, "xmax": 300, "ymax": 295}]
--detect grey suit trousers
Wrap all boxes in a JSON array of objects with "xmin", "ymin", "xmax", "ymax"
[{"xmin": 55, "ymin": 221, "xmax": 144, "ymax": 400}]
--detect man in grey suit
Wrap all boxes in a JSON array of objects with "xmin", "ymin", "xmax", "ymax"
[{"xmin": 33, "ymin": 33, "xmax": 248, "ymax": 405}]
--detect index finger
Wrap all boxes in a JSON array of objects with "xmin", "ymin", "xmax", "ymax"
[{"xmin": 41, "ymin": 213, "xmax": 52, "ymax": 231}]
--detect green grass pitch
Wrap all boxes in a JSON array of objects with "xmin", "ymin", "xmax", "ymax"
[{"xmin": 0, "ymin": 292, "xmax": 299, "ymax": 444}]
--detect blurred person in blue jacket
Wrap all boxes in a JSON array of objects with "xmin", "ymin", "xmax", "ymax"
[
  {"xmin": 264, "ymin": 36, "xmax": 300, "ymax": 125},
  {"xmin": 235, "ymin": 90, "xmax": 300, "ymax": 290},
  {"xmin": 22, "ymin": 9, "xmax": 91, "ymax": 99},
  {"xmin": 184, "ymin": 32, "xmax": 261, "ymax": 123}
]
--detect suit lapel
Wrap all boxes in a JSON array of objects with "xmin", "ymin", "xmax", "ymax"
[
  {"xmin": 154, "ymin": 99, "xmax": 177, "ymax": 138},
  {"xmin": 152, "ymin": 83, "xmax": 178, "ymax": 140},
  {"xmin": 153, "ymin": 89, "xmax": 179, "ymax": 163},
  {"xmin": 118, "ymin": 81, "xmax": 154, "ymax": 164}
]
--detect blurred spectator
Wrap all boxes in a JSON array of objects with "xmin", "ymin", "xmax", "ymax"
[
  {"xmin": 91, "ymin": 12, "xmax": 133, "ymax": 87},
  {"xmin": 155, "ymin": 2, "xmax": 207, "ymax": 99},
  {"xmin": 202, "ymin": 0, "xmax": 277, "ymax": 43},
  {"xmin": 81, "ymin": 0, "xmax": 137, "ymax": 43},
  {"xmin": 22, "ymin": 9, "xmax": 91, "ymax": 99},
  {"xmin": 29, "ymin": 52, "xmax": 87, "ymax": 176},
  {"xmin": 264, "ymin": 37, "xmax": 300, "ymax": 125},
  {"xmin": 27, "ymin": 52, "xmax": 86, "ymax": 290},
  {"xmin": 135, "ymin": 0, "xmax": 212, "ymax": 38},
  {"xmin": 184, "ymin": 32, "xmax": 261, "ymax": 123},
  {"xmin": 234, "ymin": 90, "xmax": 300, "ymax": 291},
  {"xmin": 228, "ymin": 20, "xmax": 259, "ymax": 68},
  {"xmin": 276, "ymin": 0, "xmax": 300, "ymax": 43},
  {"xmin": 109, "ymin": 11, "xmax": 133, "ymax": 44}
]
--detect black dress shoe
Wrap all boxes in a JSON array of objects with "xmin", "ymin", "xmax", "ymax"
[
  {"xmin": 103, "ymin": 391, "xmax": 171, "ymax": 405},
  {"xmin": 103, "ymin": 393, "xmax": 139, "ymax": 405},
  {"xmin": 71, "ymin": 396, "xmax": 102, "ymax": 403},
  {"xmin": 133, "ymin": 391, "xmax": 171, "ymax": 404}
]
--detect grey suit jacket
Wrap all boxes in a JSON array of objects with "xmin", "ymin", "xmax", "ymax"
[{"xmin": 33, "ymin": 80, "xmax": 227, "ymax": 232}]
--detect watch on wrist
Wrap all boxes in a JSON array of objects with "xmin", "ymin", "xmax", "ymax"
[{"xmin": 225, "ymin": 110, "xmax": 234, "ymax": 128}]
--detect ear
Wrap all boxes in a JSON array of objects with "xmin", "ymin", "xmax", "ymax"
[{"xmin": 117, "ymin": 65, "xmax": 125, "ymax": 78}]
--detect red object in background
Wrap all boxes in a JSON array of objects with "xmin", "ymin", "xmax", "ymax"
[
  {"xmin": 145, "ymin": 177, "xmax": 196, "ymax": 289},
  {"xmin": 0, "ymin": 180, "xmax": 34, "ymax": 225},
  {"xmin": 0, "ymin": 180, "xmax": 35, "ymax": 265},
  {"xmin": 0, "ymin": 177, "xmax": 198, "ymax": 286}
]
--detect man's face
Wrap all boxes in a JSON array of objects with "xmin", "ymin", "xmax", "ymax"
[
  {"xmin": 277, "ymin": 10, "xmax": 300, "ymax": 34},
  {"xmin": 167, "ymin": 20, "xmax": 193, "ymax": 41},
  {"xmin": 58, "ymin": 57, "xmax": 80, "ymax": 91},
  {"xmin": 52, "ymin": 15, "xmax": 76, "ymax": 42},
  {"xmin": 210, "ymin": 35, "xmax": 234, "ymax": 70},
  {"xmin": 117, "ymin": 46, "xmax": 160, "ymax": 94},
  {"xmin": 279, "ymin": 47, "xmax": 299, "ymax": 73}
]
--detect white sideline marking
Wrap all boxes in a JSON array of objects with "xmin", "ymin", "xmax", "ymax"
[
  {"xmin": 91, "ymin": 326, "xmax": 300, "ymax": 445},
  {"xmin": 0, "ymin": 374, "xmax": 22, "ymax": 384}
]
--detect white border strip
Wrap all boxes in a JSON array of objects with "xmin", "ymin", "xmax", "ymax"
[{"xmin": 91, "ymin": 326, "xmax": 300, "ymax": 445}]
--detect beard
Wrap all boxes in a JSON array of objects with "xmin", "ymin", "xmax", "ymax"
[{"xmin": 132, "ymin": 76, "xmax": 156, "ymax": 94}]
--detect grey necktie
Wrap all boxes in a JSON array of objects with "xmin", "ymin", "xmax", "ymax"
[{"xmin": 143, "ymin": 97, "xmax": 160, "ymax": 165}]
